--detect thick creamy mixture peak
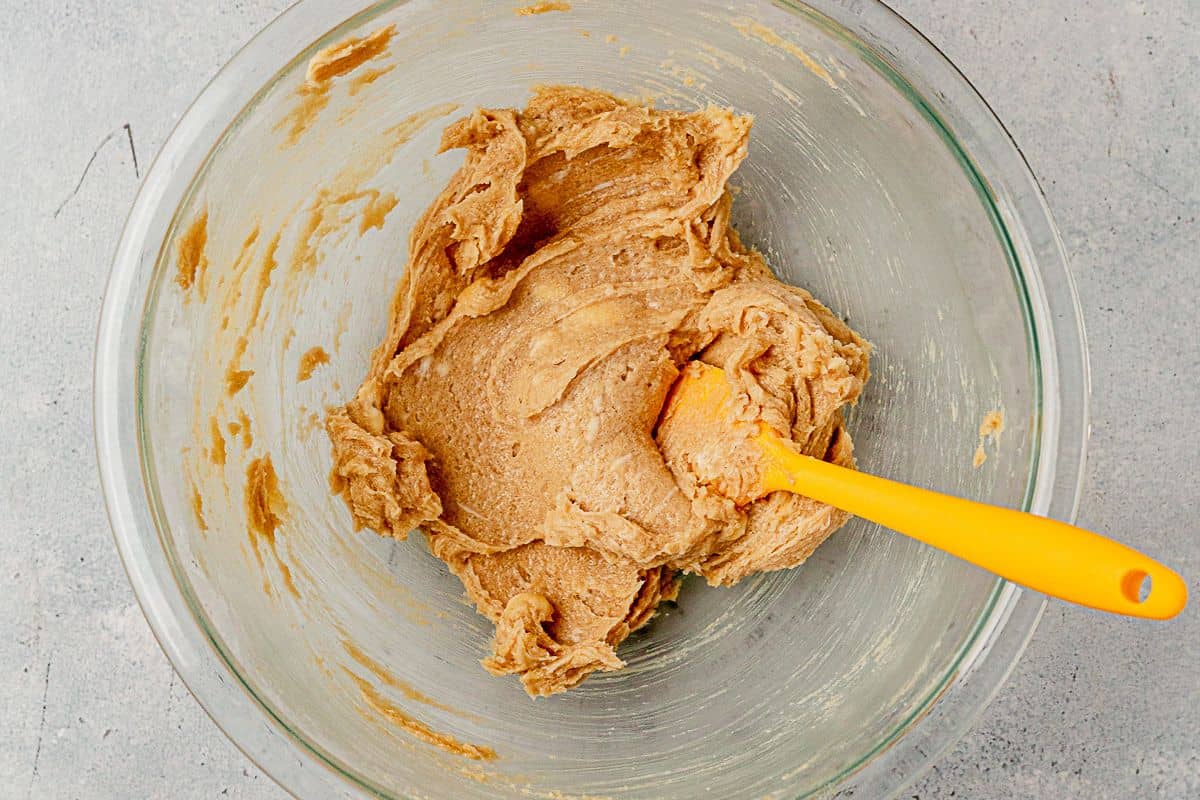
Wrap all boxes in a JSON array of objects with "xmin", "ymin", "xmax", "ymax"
[{"xmin": 328, "ymin": 86, "xmax": 869, "ymax": 696}]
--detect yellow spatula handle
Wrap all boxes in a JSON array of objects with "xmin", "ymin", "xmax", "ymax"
[{"xmin": 756, "ymin": 432, "xmax": 1187, "ymax": 620}]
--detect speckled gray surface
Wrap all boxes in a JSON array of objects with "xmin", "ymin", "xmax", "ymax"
[{"xmin": 1, "ymin": 1, "xmax": 1196, "ymax": 798}]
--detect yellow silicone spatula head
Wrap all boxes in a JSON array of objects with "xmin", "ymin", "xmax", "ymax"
[{"xmin": 660, "ymin": 362, "xmax": 1188, "ymax": 620}]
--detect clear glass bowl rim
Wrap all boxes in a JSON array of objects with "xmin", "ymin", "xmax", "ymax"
[{"xmin": 93, "ymin": 1, "xmax": 1091, "ymax": 798}]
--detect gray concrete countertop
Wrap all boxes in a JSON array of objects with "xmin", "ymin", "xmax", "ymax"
[{"xmin": 2, "ymin": 1, "xmax": 1196, "ymax": 797}]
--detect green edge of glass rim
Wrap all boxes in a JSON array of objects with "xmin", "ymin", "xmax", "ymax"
[{"xmin": 132, "ymin": 1, "xmax": 1047, "ymax": 797}]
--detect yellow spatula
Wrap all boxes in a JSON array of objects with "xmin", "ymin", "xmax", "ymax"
[{"xmin": 659, "ymin": 362, "xmax": 1187, "ymax": 620}]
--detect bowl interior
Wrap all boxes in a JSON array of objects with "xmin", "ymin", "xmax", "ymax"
[{"xmin": 138, "ymin": 2, "xmax": 1038, "ymax": 797}]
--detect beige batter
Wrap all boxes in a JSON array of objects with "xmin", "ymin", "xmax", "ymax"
[{"xmin": 327, "ymin": 86, "xmax": 869, "ymax": 696}]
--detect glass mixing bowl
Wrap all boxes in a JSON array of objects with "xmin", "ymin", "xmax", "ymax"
[{"xmin": 95, "ymin": 1, "xmax": 1089, "ymax": 797}]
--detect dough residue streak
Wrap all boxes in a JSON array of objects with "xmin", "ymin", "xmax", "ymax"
[
  {"xmin": 277, "ymin": 24, "xmax": 396, "ymax": 147},
  {"xmin": 190, "ymin": 481, "xmax": 208, "ymax": 532},
  {"xmin": 245, "ymin": 455, "xmax": 298, "ymax": 598},
  {"xmin": 972, "ymin": 409, "xmax": 1005, "ymax": 468},
  {"xmin": 298, "ymin": 346, "xmax": 331, "ymax": 382},
  {"xmin": 236, "ymin": 408, "xmax": 253, "ymax": 449},
  {"xmin": 175, "ymin": 209, "xmax": 209, "ymax": 297},
  {"xmin": 348, "ymin": 63, "xmax": 396, "ymax": 96},
  {"xmin": 341, "ymin": 639, "xmax": 473, "ymax": 718},
  {"xmin": 348, "ymin": 672, "xmax": 497, "ymax": 761},
  {"xmin": 209, "ymin": 417, "xmax": 226, "ymax": 467},
  {"xmin": 729, "ymin": 17, "xmax": 838, "ymax": 91},
  {"xmin": 515, "ymin": 1, "xmax": 571, "ymax": 15}
]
